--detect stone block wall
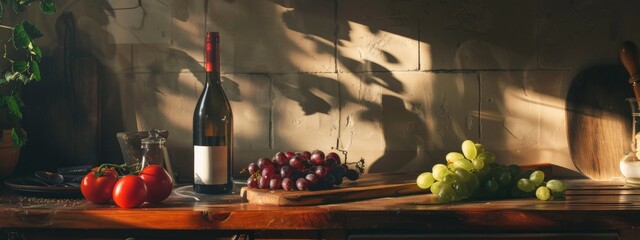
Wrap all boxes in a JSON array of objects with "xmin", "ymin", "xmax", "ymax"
[{"xmin": 13, "ymin": 0, "xmax": 640, "ymax": 181}]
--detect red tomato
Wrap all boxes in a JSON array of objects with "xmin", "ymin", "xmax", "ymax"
[
  {"xmin": 80, "ymin": 169, "xmax": 118, "ymax": 204},
  {"xmin": 112, "ymin": 175, "xmax": 148, "ymax": 208},
  {"xmin": 139, "ymin": 165, "xmax": 173, "ymax": 203}
]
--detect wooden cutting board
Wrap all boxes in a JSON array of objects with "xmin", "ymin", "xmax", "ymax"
[
  {"xmin": 240, "ymin": 172, "xmax": 425, "ymax": 206},
  {"xmin": 565, "ymin": 64, "xmax": 632, "ymax": 180},
  {"xmin": 22, "ymin": 12, "xmax": 99, "ymax": 170}
]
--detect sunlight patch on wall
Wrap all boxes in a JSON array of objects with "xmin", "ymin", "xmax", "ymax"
[
  {"xmin": 339, "ymin": 21, "xmax": 418, "ymax": 71},
  {"xmin": 287, "ymin": 35, "xmax": 336, "ymax": 73},
  {"xmin": 500, "ymin": 86, "xmax": 539, "ymax": 146},
  {"xmin": 420, "ymin": 41, "xmax": 433, "ymax": 70},
  {"xmin": 172, "ymin": 15, "xmax": 205, "ymax": 63},
  {"xmin": 157, "ymin": 75, "xmax": 197, "ymax": 132}
]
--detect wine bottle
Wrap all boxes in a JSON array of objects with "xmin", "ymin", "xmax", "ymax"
[{"xmin": 193, "ymin": 32, "xmax": 233, "ymax": 194}]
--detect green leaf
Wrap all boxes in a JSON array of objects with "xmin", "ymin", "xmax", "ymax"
[
  {"xmin": 12, "ymin": 60, "xmax": 27, "ymax": 72},
  {"xmin": 4, "ymin": 95, "xmax": 22, "ymax": 119},
  {"xmin": 29, "ymin": 60, "xmax": 39, "ymax": 81},
  {"xmin": 11, "ymin": 127, "xmax": 27, "ymax": 149},
  {"xmin": 12, "ymin": 20, "xmax": 42, "ymax": 50},
  {"xmin": 11, "ymin": 0, "xmax": 25, "ymax": 13},
  {"xmin": 4, "ymin": 71, "xmax": 29, "ymax": 83},
  {"xmin": 22, "ymin": 20, "xmax": 43, "ymax": 40},
  {"xmin": 12, "ymin": 91, "xmax": 24, "ymax": 107},
  {"xmin": 4, "ymin": 71, "xmax": 20, "ymax": 82},
  {"xmin": 12, "ymin": 21, "xmax": 30, "ymax": 50},
  {"xmin": 29, "ymin": 44, "xmax": 41, "ymax": 59},
  {"xmin": 17, "ymin": 72, "xmax": 28, "ymax": 83},
  {"xmin": 39, "ymin": 0, "xmax": 55, "ymax": 14}
]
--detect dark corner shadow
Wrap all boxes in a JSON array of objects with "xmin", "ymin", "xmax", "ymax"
[
  {"xmin": 20, "ymin": 6, "xmax": 120, "ymax": 174},
  {"xmin": 366, "ymin": 95, "xmax": 426, "ymax": 173},
  {"xmin": 87, "ymin": 0, "xmax": 127, "ymax": 166}
]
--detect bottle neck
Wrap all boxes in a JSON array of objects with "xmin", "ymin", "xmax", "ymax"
[
  {"xmin": 205, "ymin": 32, "xmax": 220, "ymax": 84},
  {"xmin": 205, "ymin": 71, "xmax": 222, "ymax": 85}
]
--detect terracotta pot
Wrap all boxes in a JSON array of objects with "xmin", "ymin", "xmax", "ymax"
[{"xmin": 0, "ymin": 129, "xmax": 20, "ymax": 178}]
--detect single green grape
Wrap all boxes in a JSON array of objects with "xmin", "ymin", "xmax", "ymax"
[
  {"xmin": 453, "ymin": 182, "xmax": 470, "ymax": 198},
  {"xmin": 529, "ymin": 170, "xmax": 545, "ymax": 186},
  {"xmin": 452, "ymin": 159, "xmax": 474, "ymax": 172},
  {"xmin": 484, "ymin": 178, "xmax": 499, "ymax": 192},
  {"xmin": 445, "ymin": 152, "xmax": 466, "ymax": 163},
  {"xmin": 475, "ymin": 151, "xmax": 496, "ymax": 165},
  {"xmin": 441, "ymin": 174, "xmax": 456, "ymax": 184},
  {"xmin": 475, "ymin": 152, "xmax": 487, "ymax": 164},
  {"xmin": 546, "ymin": 179, "xmax": 566, "ymax": 193},
  {"xmin": 497, "ymin": 171, "xmax": 512, "ymax": 186},
  {"xmin": 438, "ymin": 183, "xmax": 455, "ymax": 203},
  {"xmin": 432, "ymin": 164, "xmax": 449, "ymax": 181},
  {"xmin": 483, "ymin": 151, "xmax": 496, "ymax": 164},
  {"xmin": 461, "ymin": 140, "xmax": 478, "ymax": 160},
  {"xmin": 536, "ymin": 186, "xmax": 551, "ymax": 201},
  {"xmin": 507, "ymin": 164, "xmax": 521, "ymax": 178},
  {"xmin": 517, "ymin": 178, "xmax": 536, "ymax": 192},
  {"xmin": 468, "ymin": 173, "xmax": 480, "ymax": 191},
  {"xmin": 474, "ymin": 143, "xmax": 485, "ymax": 155},
  {"xmin": 475, "ymin": 164, "xmax": 492, "ymax": 178},
  {"xmin": 416, "ymin": 172, "xmax": 435, "ymax": 189},
  {"xmin": 552, "ymin": 191, "xmax": 566, "ymax": 199},
  {"xmin": 471, "ymin": 158, "xmax": 485, "ymax": 170},
  {"xmin": 430, "ymin": 181, "xmax": 443, "ymax": 195},
  {"xmin": 454, "ymin": 168, "xmax": 472, "ymax": 182},
  {"xmin": 490, "ymin": 165, "xmax": 507, "ymax": 174}
]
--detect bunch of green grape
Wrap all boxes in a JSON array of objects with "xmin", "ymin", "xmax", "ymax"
[{"xmin": 416, "ymin": 140, "xmax": 566, "ymax": 203}]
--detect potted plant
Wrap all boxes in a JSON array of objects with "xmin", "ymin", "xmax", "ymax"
[{"xmin": 0, "ymin": 0, "xmax": 55, "ymax": 178}]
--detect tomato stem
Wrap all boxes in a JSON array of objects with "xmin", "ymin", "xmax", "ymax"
[{"xmin": 94, "ymin": 163, "xmax": 140, "ymax": 177}]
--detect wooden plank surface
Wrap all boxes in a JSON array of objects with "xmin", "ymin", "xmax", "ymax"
[
  {"xmin": 240, "ymin": 172, "xmax": 425, "ymax": 206},
  {"xmin": 2, "ymin": 178, "xmax": 640, "ymax": 234}
]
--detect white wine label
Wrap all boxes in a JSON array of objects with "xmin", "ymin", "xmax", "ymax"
[{"xmin": 194, "ymin": 145, "xmax": 228, "ymax": 185}]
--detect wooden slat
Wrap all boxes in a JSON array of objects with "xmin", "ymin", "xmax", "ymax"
[{"xmin": 3, "ymin": 178, "xmax": 640, "ymax": 233}]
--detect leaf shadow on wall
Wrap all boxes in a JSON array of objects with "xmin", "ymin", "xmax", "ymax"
[
  {"xmin": 275, "ymin": 0, "xmax": 424, "ymax": 172},
  {"xmin": 272, "ymin": 74, "xmax": 333, "ymax": 115},
  {"xmin": 361, "ymin": 95, "xmax": 427, "ymax": 173}
]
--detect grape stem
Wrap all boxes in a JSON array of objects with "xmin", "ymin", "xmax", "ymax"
[
  {"xmin": 239, "ymin": 168, "xmax": 261, "ymax": 179},
  {"xmin": 331, "ymin": 147, "xmax": 349, "ymax": 162},
  {"xmin": 331, "ymin": 147, "xmax": 366, "ymax": 173}
]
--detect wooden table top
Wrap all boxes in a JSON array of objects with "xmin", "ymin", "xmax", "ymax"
[{"xmin": 1, "ymin": 177, "xmax": 640, "ymax": 234}]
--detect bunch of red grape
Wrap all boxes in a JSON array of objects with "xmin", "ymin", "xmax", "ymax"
[{"xmin": 244, "ymin": 150, "xmax": 360, "ymax": 191}]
